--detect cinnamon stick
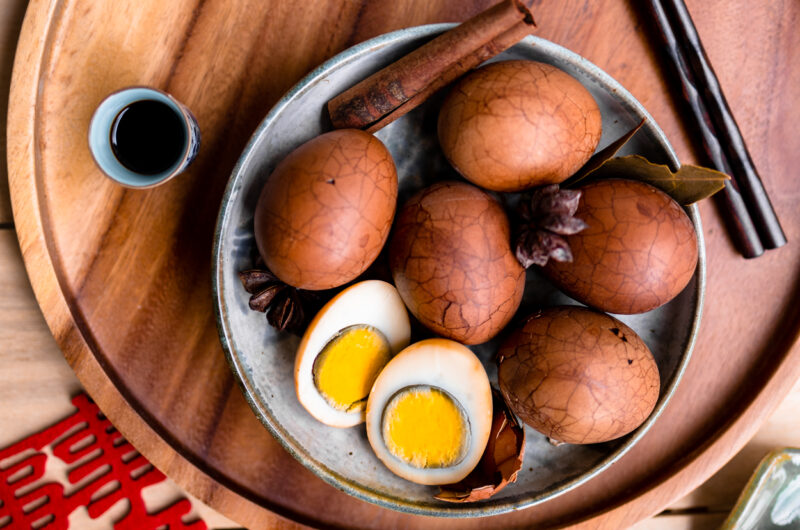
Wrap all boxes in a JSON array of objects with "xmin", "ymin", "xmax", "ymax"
[{"xmin": 327, "ymin": 0, "xmax": 536, "ymax": 132}]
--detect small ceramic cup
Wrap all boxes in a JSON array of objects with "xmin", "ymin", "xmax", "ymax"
[{"xmin": 88, "ymin": 87, "xmax": 200, "ymax": 189}]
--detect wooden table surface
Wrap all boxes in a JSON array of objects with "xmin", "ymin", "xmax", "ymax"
[{"xmin": 3, "ymin": 0, "xmax": 800, "ymax": 528}]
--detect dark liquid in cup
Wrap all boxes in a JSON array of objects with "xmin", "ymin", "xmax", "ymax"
[{"xmin": 110, "ymin": 100, "xmax": 186, "ymax": 175}]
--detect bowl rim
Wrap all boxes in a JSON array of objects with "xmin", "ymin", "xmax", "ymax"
[{"xmin": 211, "ymin": 22, "xmax": 706, "ymax": 517}]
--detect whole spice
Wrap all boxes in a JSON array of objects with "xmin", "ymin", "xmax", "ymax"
[
  {"xmin": 563, "ymin": 119, "xmax": 645, "ymax": 187},
  {"xmin": 239, "ymin": 268, "xmax": 320, "ymax": 334},
  {"xmin": 515, "ymin": 184, "xmax": 588, "ymax": 268},
  {"xmin": 587, "ymin": 155, "xmax": 729, "ymax": 205},
  {"xmin": 562, "ymin": 119, "xmax": 728, "ymax": 205},
  {"xmin": 327, "ymin": 0, "xmax": 535, "ymax": 132}
]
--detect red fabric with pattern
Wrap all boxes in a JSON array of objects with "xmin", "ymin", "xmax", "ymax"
[{"xmin": 0, "ymin": 393, "xmax": 207, "ymax": 530}]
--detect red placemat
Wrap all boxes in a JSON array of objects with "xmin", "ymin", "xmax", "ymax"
[{"xmin": 0, "ymin": 393, "xmax": 207, "ymax": 530}]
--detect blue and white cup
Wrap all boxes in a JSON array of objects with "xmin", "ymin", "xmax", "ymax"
[{"xmin": 88, "ymin": 87, "xmax": 200, "ymax": 188}]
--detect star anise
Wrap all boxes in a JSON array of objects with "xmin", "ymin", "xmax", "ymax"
[
  {"xmin": 238, "ymin": 268, "xmax": 316, "ymax": 334},
  {"xmin": 515, "ymin": 184, "xmax": 588, "ymax": 268}
]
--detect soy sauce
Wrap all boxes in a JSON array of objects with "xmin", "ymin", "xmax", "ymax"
[{"xmin": 110, "ymin": 100, "xmax": 186, "ymax": 174}]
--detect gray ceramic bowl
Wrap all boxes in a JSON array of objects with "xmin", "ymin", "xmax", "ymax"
[{"xmin": 212, "ymin": 24, "xmax": 705, "ymax": 517}]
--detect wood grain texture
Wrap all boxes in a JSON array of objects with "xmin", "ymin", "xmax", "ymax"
[
  {"xmin": 0, "ymin": 0, "xmax": 28, "ymax": 224},
  {"xmin": 0, "ymin": 229, "xmax": 82, "ymax": 442},
  {"xmin": 671, "ymin": 374, "xmax": 800, "ymax": 511},
  {"xmin": 0, "ymin": 229, "xmax": 240, "ymax": 529},
  {"xmin": 7, "ymin": 0, "xmax": 800, "ymax": 528},
  {"xmin": 632, "ymin": 513, "xmax": 728, "ymax": 530}
]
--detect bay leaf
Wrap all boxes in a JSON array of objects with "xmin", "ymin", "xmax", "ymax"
[
  {"xmin": 563, "ymin": 118, "xmax": 645, "ymax": 188},
  {"xmin": 591, "ymin": 155, "xmax": 729, "ymax": 205}
]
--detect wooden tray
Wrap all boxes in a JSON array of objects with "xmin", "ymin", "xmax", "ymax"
[{"xmin": 8, "ymin": 0, "xmax": 800, "ymax": 527}]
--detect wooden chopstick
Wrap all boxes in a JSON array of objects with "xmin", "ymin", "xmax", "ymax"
[
  {"xmin": 644, "ymin": 0, "xmax": 786, "ymax": 257},
  {"xmin": 645, "ymin": 0, "xmax": 762, "ymax": 257},
  {"xmin": 658, "ymin": 0, "xmax": 787, "ymax": 251}
]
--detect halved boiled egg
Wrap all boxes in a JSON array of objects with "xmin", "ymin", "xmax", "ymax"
[
  {"xmin": 365, "ymin": 339, "xmax": 493, "ymax": 485},
  {"xmin": 294, "ymin": 280, "xmax": 410, "ymax": 427}
]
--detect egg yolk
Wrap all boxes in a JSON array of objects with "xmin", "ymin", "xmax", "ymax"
[
  {"xmin": 313, "ymin": 325, "xmax": 391, "ymax": 412},
  {"xmin": 381, "ymin": 386, "xmax": 468, "ymax": 468}
]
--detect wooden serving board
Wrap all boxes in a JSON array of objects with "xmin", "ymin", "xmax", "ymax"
[{"xmin": 8, "ymin": 0, "xmax": 800, "ymax": 527}]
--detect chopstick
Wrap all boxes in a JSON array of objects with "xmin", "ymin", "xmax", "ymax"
[
  {"xmin": 644, "ymin": 0, "xmax": 787, "ymax": 257},
  {"xmin": 645, "ymin": 0, "xmax": 762, "ymax": 257},
  {"xmin": 659, "ymin": 0, "xmax": 787, "ymax": 251}
]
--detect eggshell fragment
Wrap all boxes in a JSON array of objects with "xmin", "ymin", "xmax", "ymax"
[
  {"xmin": 388, "ymin": 181, "xmax": 525, "ymax": 345},
  {"xmin": 435, "ymin": 389, "xmax": 525, "ymax": 502},
  {"xmin": 438, "ymin": 60, "xmax": 602, "ymax": 192},
  {"xmin": 254, "ymin": 129, "xmax": 397, "ymax": 290},
  {"xmin": 497, "ymin": 306, "xmax": 660, "ymax": 444}
]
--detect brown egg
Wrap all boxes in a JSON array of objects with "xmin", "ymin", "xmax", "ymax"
[
  {"xmin": 389, "ymin": 181, "xmax": 525, "ymax": 345},
  {"xmin": 437, "ymin": 60, "xmax": 602, "ymax": 192},
  {"xmin": 544, "ymin": 179, "xmax": 698, "ymax": 314},
  {"xmin": 497, "ymin": 306, "xmax": 660, "ymax": 444},
  {"xmin": 254, "ymin": 129, "xmax": 398, "ymax": 290}
]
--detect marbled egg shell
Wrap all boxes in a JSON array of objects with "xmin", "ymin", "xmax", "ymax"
[
  {"xmin": 389, "ymin": 181, "xmax": 525, "ymax": 345},
  {"xmin": 438, "ymin": 60, "xmax": 602, "ymax": 192},
  {"xmin": 254, "ymin": 129, "xmax": 397, "ymax": 290},
  {"xmin": 544, "ymin": 179, "xmax": 698, "ymax": 314},
  {"xmin": 497, "ymin": 306, "xmax": 660, "ymax": 444}
]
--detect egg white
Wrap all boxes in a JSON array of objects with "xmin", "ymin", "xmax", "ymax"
[
  {"xmin": 294, "ymin": 280, "xmax": 410, "ymax": 427},
  {"xmin": 365, "ymin": 338, "xmax": 493, "ymax": 485}
]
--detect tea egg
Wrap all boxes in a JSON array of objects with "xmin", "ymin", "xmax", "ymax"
[
  {"xmin": 294, "ymin": 280, "xmax": 410, "ymax": 427},
  {"xmin": 365, "ymin": 339, "xmax": 493, "ymax": 485}
]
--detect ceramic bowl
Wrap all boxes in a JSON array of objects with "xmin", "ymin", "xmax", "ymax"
[
  {"xmin": 722, "ymin": 448, "xmax": 800, "ymax": 529},
  {"xmin": 88, "ymin": 86, "xmax": 200, "ymax": 188},
  {"xmin": 212, "ymin": 24, "xmax": 705, "ymax": 517}
]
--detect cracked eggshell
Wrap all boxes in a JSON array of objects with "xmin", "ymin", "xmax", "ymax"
[
  {"xmin": 254, "ymin": 129, "xmax": 398, "ymax": 290},
  {"xmin": 294, "ymin": 280, "xmax": 410, "ymax": 427},
  {"xmin": 388, "ymin": 181, "xmax": 525, "ymax": 345},
  {"xmin": 497, "ymin": 306, "xmax": 660, "ymax": 444},
  {"xmin": 438, "ymin": 60, "xmax": 602, "ymax": 192},
  {"xmin": 365, "ymin": 339, "xmax": 493, "ymax": 485},
  {"xmin": 543, "ymin": 179, "xmax": 698, "ymax": 314}
]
